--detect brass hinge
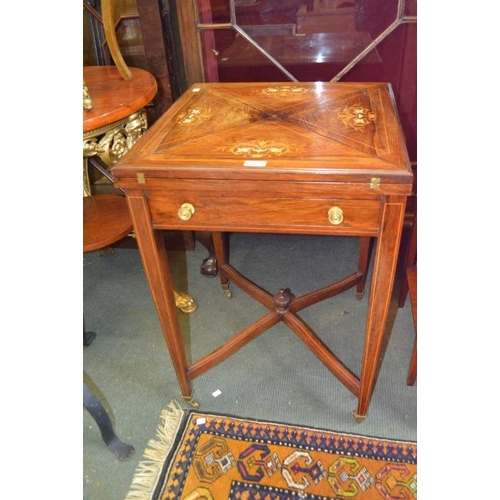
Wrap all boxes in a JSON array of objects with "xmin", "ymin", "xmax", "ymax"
[
  {"xmin": 370, "ymin": 177, "xmax": 381, "ymax": 189},
  {"xmin": 137, "ymin": 173, "xmax": 146, "ymax": 184}
]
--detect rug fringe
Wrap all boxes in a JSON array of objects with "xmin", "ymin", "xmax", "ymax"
[{"xmin": 125, "ymin": 400, "xmax": 185, "ymax": 500}]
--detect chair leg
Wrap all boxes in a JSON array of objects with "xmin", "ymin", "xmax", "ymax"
[
  {"xmin": 407, "ymin": 337, "xmax": 417, "ymax": 386},
  {"xmin": 406, "ymin": 266, "xmax": 417, "ymax": 385},
  {"xmin": 83, "ymin": 383, "xmax": 135, "ymax": 461},
  {"xmin": 399, "ymin": 212, "xmax": 417, "ymax": 308}
]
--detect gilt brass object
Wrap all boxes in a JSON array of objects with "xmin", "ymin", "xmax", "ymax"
[
  {"xmin": 221, "ymin": 283, "xmax": 232, "ymax": 299},
  {"xmin": 178, "ymin": 202, "xmax": 196, "ymax": 221},
  {"xmin": 328, "ymin": 206, "xmax": 344, "ymax": 225},
  {"xmin": 173, "ymin": 290, "xmax": 198, "ymax": 313},
  {"xmin": 83, "ymin": 82, "xmax": 93, "ymax": 111},
  {"xmin": 83, "ymin": 110, "xmax": 148, "ymax": 168}
]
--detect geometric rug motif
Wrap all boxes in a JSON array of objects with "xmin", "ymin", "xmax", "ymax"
[{"xmin": 125, "ymin": 402, "xmax": 416, "ymax": 500}]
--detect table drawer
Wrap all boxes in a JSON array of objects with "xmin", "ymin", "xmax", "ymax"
[{"xmin": 148, "ymin": 193, "xmax": 381, "ymax": 236}]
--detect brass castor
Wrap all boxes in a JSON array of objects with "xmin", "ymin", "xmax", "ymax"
[
  {"xmin": 352, "ymin": 411, "xmax": 367, "ymax": 423},
  {"xmin": 183, "ymin": 395, "xmax": 200, "ymax": 409},
  {"xmin": 221, "ymin": 283, "xmax": 232, "ymax": 299}
]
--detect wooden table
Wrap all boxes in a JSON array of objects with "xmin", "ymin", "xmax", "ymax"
[{"xmin": 113, "ymin": 82, "xmax": 413, "ymax": 421}]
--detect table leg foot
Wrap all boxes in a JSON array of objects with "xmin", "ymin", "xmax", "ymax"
[
  {"xmin": 174, "ymin": 290, "xmax": 198, "ymax": 313},
  {"xmin": 221, "ymin": 283, "xmax": 232, "ymax": 299},
  {"xmin": 107, "ymin": 437, "xmax": 135, "ymax": 461},
  {"xmin": 196, "ymin": 231, "xmax": 219, "ymax": 277},
  {"xmin": 355, "ymin": 292, "xmax": 364, "ymax": 300},
  {"xmin": 183, "ymin": 395, "xmax": 200, "ymax": 409},
  {"xmin": 84, "ymin": 331, "xmax": 96, "ymax": 346},
  {"xmin": 352, "ymin": 411, "xmax": 367, "ymax": 423},
  {"xmin": 201, "ymin": 256, "xmax": 218, "ymax": 277},
  {"xmin": 84, "ymin": 383, "xmax": 135, "ymax": 461}
]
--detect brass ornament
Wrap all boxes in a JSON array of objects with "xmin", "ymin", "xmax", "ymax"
[
  {"xmin": 328, "ymin": 206, "xmax": 344, "ymax": 225},
  {"xmin": 178, "ymin": 202, "xmax": 196, "ymax": 221},
  {"xmin": 173, "ymin": 290, "xmax": 198, "ymax": 313},
  {"xmin": 83, "ymin": 110, "xmax": 148, "ymax": 195},
  {"xmin": 83, "ymin": 110, "xmax": 148, "ymax": 167},
  {"xmin": 83, "ymin": 82, "xmax": 93, "ymax": 111}
]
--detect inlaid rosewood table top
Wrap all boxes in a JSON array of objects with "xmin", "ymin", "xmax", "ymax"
[{"xmin": 113, "ymin": 82, "xmax": 413, "ymax": 420}]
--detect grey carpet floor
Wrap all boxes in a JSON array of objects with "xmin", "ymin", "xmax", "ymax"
[{"xmin": 83, "ymin": 232, "xmax": 416, "ymax": 500}]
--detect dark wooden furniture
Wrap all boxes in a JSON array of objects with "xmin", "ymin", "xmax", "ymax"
[
  {"xmin": 113, "ymin": 82, "xmax": 413, "ymax": 421},
  {"xmin": 406, "ymin": 265, "xmax": 417, "ymax": 385},
  {"xmin": 399, "ymin": 210, "xmax": 417, "ymax": 386}
]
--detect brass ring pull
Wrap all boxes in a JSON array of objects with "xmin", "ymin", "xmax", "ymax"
[
  {"xmin": 178, "ymin": 202, "xmax": 195, "ymax": 221},
  {"xmin": 328, "ymin": 206, "xmax": 344, "ymax": 225}
]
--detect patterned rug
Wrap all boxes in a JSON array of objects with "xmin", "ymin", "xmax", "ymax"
[{"xmin": 125, "ymin": 402, "xmax": 417, "ymax": 500}]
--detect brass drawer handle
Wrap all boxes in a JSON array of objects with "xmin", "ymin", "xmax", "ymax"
[
  {"xmin": 328, "ymin": 206, "xmax": 344, "ymax": 225},
  {"xmin": 178, "ymin": 202, "xmax": 195, "ymax": 221}
]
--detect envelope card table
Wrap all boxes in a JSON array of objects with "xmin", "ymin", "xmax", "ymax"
[{"xmin": 113, "ymin": 82, "xmax": 413, "ymax": 421}]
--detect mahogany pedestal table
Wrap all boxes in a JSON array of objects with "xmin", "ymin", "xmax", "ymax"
[
  {"xmin": 83, "ymin": 65, "xmax": 196, "ymax": 313},
  {"xmin": 83, "ymin": 66, "xmax": 157, "ymax": 195},
  {"xmin": 113, "ymin": 82, "xmax": 413, "ymax": 421}
]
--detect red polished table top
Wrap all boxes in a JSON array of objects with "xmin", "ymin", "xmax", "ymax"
[{"xmin": 83, "ymin": 66, "xmax": 157, "ymax": 133}]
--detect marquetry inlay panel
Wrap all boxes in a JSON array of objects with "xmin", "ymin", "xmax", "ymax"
[{"xmin": 149, "ymin": 82, "xmax": 401, "ymax": 167}]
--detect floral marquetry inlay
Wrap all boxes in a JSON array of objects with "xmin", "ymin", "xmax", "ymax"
[
  {"xmin": 260, "ymin": 86, "xmax": 308, "ymax": 97},
  {"xmin": 222, "ymin": 140, "xmax": 295, "ymax": 158},
  {"xmin": 337, "ymin": 104, "xmax": 376, "ymax": 131},
  {"xmin": 176, "ymin": 107, "xmax": 213, "ymax": 125}
]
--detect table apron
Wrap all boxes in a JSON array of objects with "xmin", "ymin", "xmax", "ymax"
[{"xmin": 146, "ymin": 193, "xmax": 381, "ymax": 236}]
